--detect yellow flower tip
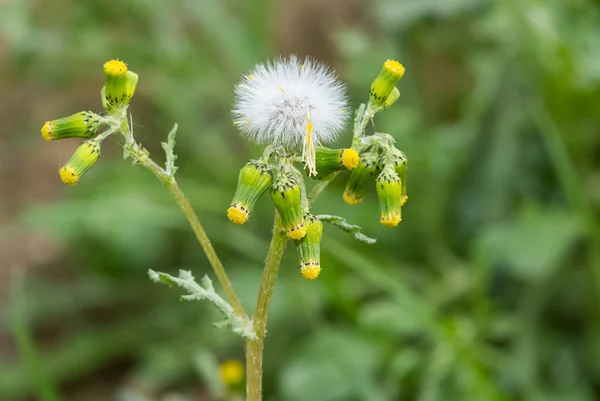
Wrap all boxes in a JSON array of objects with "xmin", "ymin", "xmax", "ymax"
[
  {"xmin": 286, "ymin": 224, "xmax": 307, "ymax": 240},
  {"xmin": 41, "ymin": 121, "xmax": 53, "ymax": 141},
  {"xmin": 301, "ymin": 263, "xmax": 321, "ymax": 280},
  {"xmin": 400, "ymin": 195, "xmax": 408, "ymax": 206},
  {"xmin": 227, "ymin": 205, "xmax": 249, "ymax": 225},
  {"xmin": 103, "ymin": 59, "xmax": 128, "ymax": 77},
  {"xmin": 343, "ymin": 191, "xmax": 362, "ymax": 205},
  {"xmin": 381, "ymin": 215, "xmax": 402, "ymax": 227},
  {"xmin": 219, "ymin": 359, "xmax": 245, "ymax": 386},
  {"xmin": 340, "ymin": 148, "xmax": 359, "ymax": 170},
  {"xmin": 384, "ymin": 59, "xmax": 405, "ymax": 78},
  {"xmin": 59, "ymin": 166, "xmax": 79, "ymax": 186}
]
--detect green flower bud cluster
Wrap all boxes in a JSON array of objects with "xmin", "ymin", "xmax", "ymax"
[
  {"xmin": 40, "ymin": 59, "xmax": 140, "ymax": 186},
  {"xmin": 343, "ymin": 144, "xmax": 408, "ymax": 227},
  {"xmin": 227, "ymin": 158, "xmax": 330, "ymax": 279}
]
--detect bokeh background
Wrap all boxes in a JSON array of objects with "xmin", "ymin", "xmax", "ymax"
[{"xmin": 2, "ymin": 0, "xmax": 600, "ymax": 400}]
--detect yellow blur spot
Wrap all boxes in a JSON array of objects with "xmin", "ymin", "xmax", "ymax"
[
  {"xmin": 41, "ymin": 121, "xmax": 53, "ymax": 141},
  {"xmin": 220, "ymin": 359, "xmax": 244, "ymax": 386},
  {"xmin": 59, "ymin": 166, "xmax": 79, "ymax": 186},
  {"xmin": 343, "ymin": 191, "xmax": 362, "ymax": 205},
  {"xmin": 301, "ymin": 263, "xmax": 321, "ymax": 280},
  {"xmin": 227, "ymin": 206, "xmax": 249, "ymax": 225},
  {"xmin": 340, "ymin": 148, "xmax": 359, "ymax": 170},
  {"xmin": 103, "ymin": 59, "xmax": 128, "ymax": 77},
  {"xmin": 248, "ymin": 74, "xmax": 254, "ymax": 80},
  {"xmin": 400, "ymin": 195, "xmax": 408, "ymax": 206},
  {"xmin": 278, "ymin": 86, "xmax": 286, "ymax": 93}
]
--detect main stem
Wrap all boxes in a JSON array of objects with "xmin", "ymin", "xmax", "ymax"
[
  {"xmin": 245, "ymin": 181, "xmax": 333, "ymax": 400},
  {"xmin": 246, "ymin": 211, "xmax": 287, "ymax": 400}
]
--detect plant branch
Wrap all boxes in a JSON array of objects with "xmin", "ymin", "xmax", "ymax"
[{"xmin": 120, "ymin": 120, "xmax": 248, "ymax": 322}]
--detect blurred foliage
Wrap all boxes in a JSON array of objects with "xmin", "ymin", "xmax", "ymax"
[{"xmin": 1, "ymin": 0, "xmax": 600, "ymax": 400}]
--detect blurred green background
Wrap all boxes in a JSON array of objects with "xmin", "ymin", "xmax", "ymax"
[{"xmin": 1, "ymin": 0, "xmax": 600, "ymax": 400}]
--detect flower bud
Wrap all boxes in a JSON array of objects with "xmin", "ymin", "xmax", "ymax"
[
  {"xmin": 270, "ymin": 172, "xmax": 306, "ymax": 240},
  {"xmin": 384, "ymin": 148, "xmax": 408, "ymax": 206},
  {"xmin": 41, "ymin": 111, "xmax": 102, "ymax": 141},
  {"xmin": 370, "ymin": 60, "xmax": 405, "ymax": 108},
  {"xmin": 294, "ymin": 214, "xmax": 323, "ymax": 280},
  {"xmin": 382, "ymin": 87, "xmax": 400, "ymax": 110},
  {"xmin": 103, "ymin": 59, "xmax": 139, "ymax": 112},
  {"xmin": 343, "ymin": 151, "xmax": 381, "ymax": 205},
  {"xmin": 227, "ymin": 161, "xmax": 273, "ymax": 225},
  {"xmin": 312, "ymin": 147, "xmax": 359, "ymax": 180},
  {"xmin": 58, "ymin": 141, "xmax": 101, "ymax": 186},
  {"xmin": 376, "ymin": 164, "xmax": 402, "ymax": 227}
]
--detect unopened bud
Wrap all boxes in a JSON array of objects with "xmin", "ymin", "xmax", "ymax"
[
  {"xmin": 370, "ymin": 60, "xmax": 405, "ymax": 108},
  {"xmin": 227, "ymin": 161, "xmax": 273, "ymax": 225},
  {"xmin": 41, "ymin": 111, "xmax": 102, "ymax": 141},
  {"xmin": 270, "ymin": 172, "xmax": 306, "ymax": 240},
  {"xmin": 312, "ymin": 147, "xmax": 359, "ymax": 180},
  {"xmin": 343, "ymin": 151, "xmax": 381, "ymax": 205},
  {"xmin": 294, "ymin": 214, "xmax": 323, "ymax": 280},
  {"xmin": 385, "ymin": 148, "xmax": 408, "ymax": 206},
  {"xmin": 58, "ymin": 141, "xmax": 101, "ymax": 186},
  {"xmin": 382, "ymin": 87, "xmax": 400, "ymax": 110},
  {"xmin": 103, "ymin": 59, "xmax": 138, "ymax": 113},
  {"xmin": 376, "ymin": 164, "xmax": 402, "ymax": 227}
]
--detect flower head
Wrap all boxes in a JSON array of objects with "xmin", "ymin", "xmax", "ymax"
[
  {"xmin": 233, "ymin": 55, "xmax": 348, "ymax": 175},
  {"xmin": 41, "ymin": 111, "xmax": 102, "ymax": 141},
  {"xmin": 227, "ymin": 160, "xmax": 273, "ymax": 225},
  {"xmin": 59, "ymin": 140, "xmax": 101, "ymax": 186}
]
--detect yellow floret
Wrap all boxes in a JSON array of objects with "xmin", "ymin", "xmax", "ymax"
[
  {"xmin": 301, "ymin": 264, "xmax": 321, "ymax": 280},
  {"xmin": 219, "ymin": 359, "xmax": 244, "ymax": 386},
  {"xmin": 341, "ymin": 148, "xmax": 359, "ymax": 170},
  {"xmin": 286, "ymin": 224, "xmax": 307, "ymax": 240},
  {"xmin": 343, "ymin": 191, "xmax": 362, "ymax": 205},
  {"xmin": 227, "ymin": 205, "xmax": 249, "ymax": 225},
  {"xmin": 41, "ymin": 121, "xmax": 53, "ymax": 141},
  {"xmin": 400, "ymin": 195, "xmax": 408, "ymax": 206},
  {"xmin": 380, "ymin": 214, "xmax": 402, "ymax": 227},
  {"xmin": 103, "ymin": 59, "xmax": 128, "ymax": 77},
  {"xmin": 384, "ymin": 59, "xmax": 405, "ymax": 78},
  {"xmin": 59, "ymin": 166, "xmax": 79, "ymax": 186}
]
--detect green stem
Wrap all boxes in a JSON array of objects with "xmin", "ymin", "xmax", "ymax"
[
  {"xmin": 245, "ymin": 177, "xmax": 335, "ymax": 400},
  {"xmin": 246, "ymin": 211, "xmax": 287, "ymax": 401},
  {"xmin": 138, "ymin": 156, "xmax": 248, "ymax": 321},
  {"xmin": 118, "ymin": 118, "xmax": 248, "ymax": 322}
]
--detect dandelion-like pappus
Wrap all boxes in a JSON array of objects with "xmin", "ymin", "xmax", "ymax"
[{"xmin": 233, "ymin": 55, "xmax": 348, "ymax": 176}]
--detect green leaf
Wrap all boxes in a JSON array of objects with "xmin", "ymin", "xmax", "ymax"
[{"xmin": 316, "ymin": 214, "xmax": 377, "ymax": 244}]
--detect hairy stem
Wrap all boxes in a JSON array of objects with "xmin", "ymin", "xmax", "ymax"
[
  {"xmin": 246, "ymin": 211, "xmax": 286, "ymax": 400},
  {"xmin": 143, "ymin": 159, "xmax": 247, "ymax": 320},
  {"xmin": 120, "ymin": 120, "xmax": 248, "ymax": 322},
  {"xmin": 245, "ymin": 177, "xmax": 335, "ymax": 400}
]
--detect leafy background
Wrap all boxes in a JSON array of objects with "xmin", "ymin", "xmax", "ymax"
[{"xmin": 1, "ymin": 0, "xmax": 600, "ymax": 400}]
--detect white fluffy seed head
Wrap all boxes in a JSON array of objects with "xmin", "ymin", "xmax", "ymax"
[{"xmin": 232, "ymin": 55, "xmax": 349, "ymax": 155}]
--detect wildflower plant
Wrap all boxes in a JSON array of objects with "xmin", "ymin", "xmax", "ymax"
[{"xmin": 40, "ymin": 56, "xmax": 407, "ymax": 400}]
